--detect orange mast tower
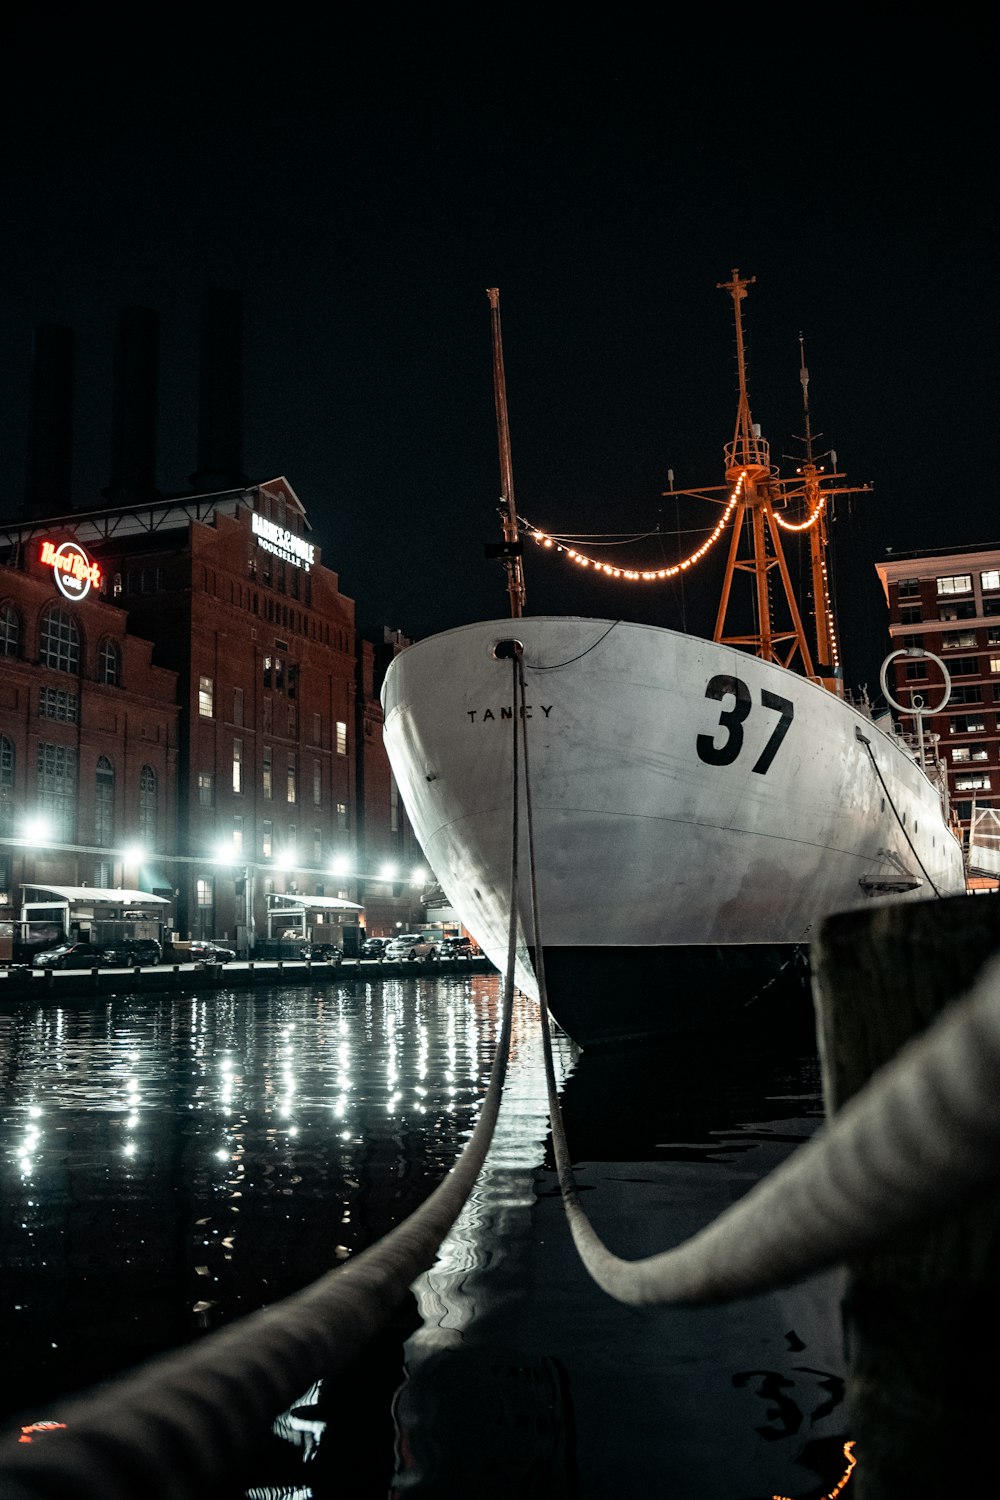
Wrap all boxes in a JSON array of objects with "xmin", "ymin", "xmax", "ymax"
[
  {"xmin": 660, "ymin": 268, "xmax": 869, "ymax": 695},
  {"xmin": 712, "ymin": 268, "xmax": 817, "ymax": 678}
]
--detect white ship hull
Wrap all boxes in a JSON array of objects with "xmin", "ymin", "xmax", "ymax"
[{"xmin": 382, "ymin": 617, "xmax": 966, "ymax": 1045}]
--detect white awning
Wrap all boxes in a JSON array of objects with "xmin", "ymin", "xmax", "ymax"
[
  {"xmin": 21, "ymin": 885, "xmax": 172, "ymax": 906},
  {"xmin": 268, "ymin": 893, "xmax": 363, "ymax": 912}
]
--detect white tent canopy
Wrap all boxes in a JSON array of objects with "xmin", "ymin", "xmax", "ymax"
[
  {"xmin": 268, "ymin": 894, "xmax": 363, "ymax": 912},
  {"xmin": 21, "ymin": 885, "xmax": 172, "ymax": 906}
]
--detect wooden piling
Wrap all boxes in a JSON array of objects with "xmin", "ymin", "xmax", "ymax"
[{"xmin": 811, "ymin": 893, "xmax": 1000, "ymax": 1498}]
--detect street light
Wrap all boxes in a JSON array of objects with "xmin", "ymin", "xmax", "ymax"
[
  {"xmin": 21, "ymin": 815, "xmax": 53, "ymax": 845},
  {"xmin": 211, "ymin": 842, "xmax": 255, "ymax": 955}
]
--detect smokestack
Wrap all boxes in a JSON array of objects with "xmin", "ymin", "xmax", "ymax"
[
  {"xmin": 102, "ymin": 306, "xmax": 160, "ymax": 503},
  {"xmin": 189, "ymin": 288, "xmax": 248, "ymax": 491},
  {"xmin": 24, "ymin": 325, "xmax": 75, "ymax": 518}
]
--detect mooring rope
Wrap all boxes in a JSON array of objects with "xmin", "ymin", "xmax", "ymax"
[
  {"xmin": 0, "ymin": 664, "xmax": 527, "ymax": 1500},
  {"xmin": 516, "ymin": 656, "xmax": 1000, "ymax": 1307}
]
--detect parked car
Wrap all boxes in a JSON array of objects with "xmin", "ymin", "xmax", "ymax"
[
  {"xmin": 184, "ymin": 939, "xmax": 236, "ymax": 963},
  {"xmin": 299, "ymin": 942, "xmax": 342, "ymax": 962},
  {"xmin": 32, "ymin": 941, "xmax": 107, "ymax": 970},
  {"xmin": 100, "ymin": 938, "xmax": 162, "ymax": 967},
  {"xmin": 385, "ymin": 933, "xmax": 440, "ymax": 961},
  {"xmin": 360, "ymin": 937, "xmax": 388, "ymax": 959},
  {"xmin": 442, "ymin": 936, "xmax": 475, "ymax": 958}
]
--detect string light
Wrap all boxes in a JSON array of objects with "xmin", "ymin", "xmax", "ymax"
[
  {"xmin": 822, "ymin": 555, "xmax": 842, "ymax": 670},
  {"xmin": 521, "ymin": 473, "xmax": 747, "ymax": 585},
  {"xmin": 772, "ymin": 1439, "xmax": 856, "ymax": 1500},
  {"xmin": 774, "ymin": 491, "xmax": 827, "ymax": 533}
]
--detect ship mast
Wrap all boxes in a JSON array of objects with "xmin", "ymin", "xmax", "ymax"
[
  {"xmin": 713, "ymin": 270, "xmax": 816, "ymax": 677},
  {"xmin": 487, "ymin": 287, "xmax": 526, "ymax": 619},
  {"xmin": 797, "ymin": 333, "xmax": 843, "ymax": 696}
]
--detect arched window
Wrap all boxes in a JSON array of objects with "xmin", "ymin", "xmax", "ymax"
[
  {"xmin": 98, "ymin": 638, "xmax": 121, "ymax": 685},
  {"xmin": 95, "ymin": 755, "xmax": 115, "ymax": 847},
  {"xmin": 139, "ymin": 765, "xmax": 157, "ymax": 844},
  {"xmin": 37, "ymin": 743, "xmax": 77, "ymax": 839},
  {"xmin": 0, "ymin": 603, "xmax": 21, "ymax": 657},
  {"xmin": 0, "ymin": 735, "xmax": 14, "ymax": 836},
  {"xmin": 39, "ymin": 604, "xmax": 80, "ymax": 674}
]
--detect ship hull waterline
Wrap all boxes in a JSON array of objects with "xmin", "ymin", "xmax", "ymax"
[{"xmin": 382, "ymin": 617, "xmax": 967, "ymax": 1047}]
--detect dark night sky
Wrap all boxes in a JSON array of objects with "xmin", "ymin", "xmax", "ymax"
[{"xmin": 2, "ymin": 17, "xmax": 995, "ymax": 696}]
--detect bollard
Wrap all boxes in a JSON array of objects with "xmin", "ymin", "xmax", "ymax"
[{"xmin": 811, "ymin": 893, "xmax": 1000, "ymax": 1499}]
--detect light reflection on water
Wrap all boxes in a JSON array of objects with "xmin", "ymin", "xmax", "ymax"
[{"xmin": 0, "ymin": 975, "xmax": 513, "ymax": 1423}]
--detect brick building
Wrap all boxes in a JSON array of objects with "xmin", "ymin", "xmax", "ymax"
[
  {"xmin": 0, "ymin": 526, "xmax": 179, "ymax": 921},
  {"xmin": 0, "ymin": 481, "xmax": 427, "ymax": 953}
]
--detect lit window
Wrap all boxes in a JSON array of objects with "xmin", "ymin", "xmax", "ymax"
[
  {"xmin": 336, "ymin": 721, "xmax": 347, "ymax": 756},
  {"xmin": 982, "ymin": 571, "xmax": 1000, "ymax": 592},
  {"xmin": 39, "ymin": 605, "xmax": 80, "ymax": 673},
  {"xmin": 199, "ymin": 676, "xmax": 214, "ymax": 717},
  {"xmin": 990, "ymin": 658, "xmax": 1000, "ymax": 674},
  {"xmin": 263, "ymin": 746, "xmax": 272, "ymax": 800},
  {"xmin": 95, "ymin": 756, "xmax": 115, "ymax": 846},
  {"xmin": 1, "ymin": 604, "xmax": 21, "ymax": 657},
  {"xmin": 941, "ymin": 630, "xmax": 977, "ymax": 649},
  {"xmin": 233, "ymin": 740, "xmax": 243, "ymax": 794},
  {"xmin": 139, "ymin": 765, "xmax": 157, "ymax": 843},
  {"xmin": 262, "ymin": 820, "xmax": 273, "ymax": 858},
  {"xmin": 937, "ymin": 575, "xmax": 972, "ymax": 595},
  {"xmin": 287, "ymin": 756, "xmax": 297, "ymax": 804},
  {"xmin": 0, "ymin": 735, "xmax": 15, "ymax": 837},
  {"xmin": 39, "ymin": 687, "xmax": 79, "ymax": 721},
  {"xmin": 955, "ymin": 774, "xmax": 991, "ymax": 791},
  {"xmin": 37, "ymin": 742, "xmax": 77, "ymax": 839},
  {"xmin": 313, "ymin": 760, "xmax": 321, "ymax": 806},
  {"xmin": 98, "ymin": 638, "xmax": 120, "ymax": 685},
  {"xmin": 198, "ymin": 772, "xmax": 214, "ymax": 806},
  {"xmin": 336, "ymin": 801, "xmax": 347, "ymax": 830}
]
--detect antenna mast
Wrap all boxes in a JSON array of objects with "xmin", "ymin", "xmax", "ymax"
[
  {"xmin": 798, "ymin": 333, "xmax": 843, "ymax": 696},
  {"xmin": 713, "ymin": 270, "xmax": 816, "ymax": 677},
  {"xmin": 487, "ymin": 287, "xmax": 525, "ymax": 619}
]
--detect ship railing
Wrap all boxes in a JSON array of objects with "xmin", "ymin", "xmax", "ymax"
[{"xmin": 723, "ymin": 436, "xmax": 776, "ymax": 476}]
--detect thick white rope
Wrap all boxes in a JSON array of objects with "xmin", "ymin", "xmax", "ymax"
[{"xmin": 516, "ymin": 657, "xmax": 1000, "ymax": 1306}]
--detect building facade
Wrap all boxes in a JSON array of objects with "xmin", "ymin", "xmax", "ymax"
[
  {"xmin": 0, "ymin": 479, "xmax": 427, "ymax": 955},
  {"xmin": 876, "ymin": 543, "xmax": 1000, "ymax": 880}
]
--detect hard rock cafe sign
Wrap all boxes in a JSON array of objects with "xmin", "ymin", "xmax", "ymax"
[{"xmin": 39, "ymin": 539, "xmax": 102, "ymax": 601}]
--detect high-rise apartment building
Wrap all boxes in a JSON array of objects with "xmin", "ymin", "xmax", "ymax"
[{"xmin": 876, "ymin": 543, "xmax": 1000, "ymax": 882}]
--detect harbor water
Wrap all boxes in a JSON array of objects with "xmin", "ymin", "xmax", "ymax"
[{"xmin": 0, "ymin": 974, "xmax": 849, "ymax": 1498}]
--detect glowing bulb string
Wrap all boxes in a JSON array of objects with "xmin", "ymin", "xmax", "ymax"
[
  {"xmin": 520, "ymin": 472, "xmax": 747, "ymax": 584},
  {"xmin": 773, "ymin": 490, "xmax": 826, "ymax": 533}
]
